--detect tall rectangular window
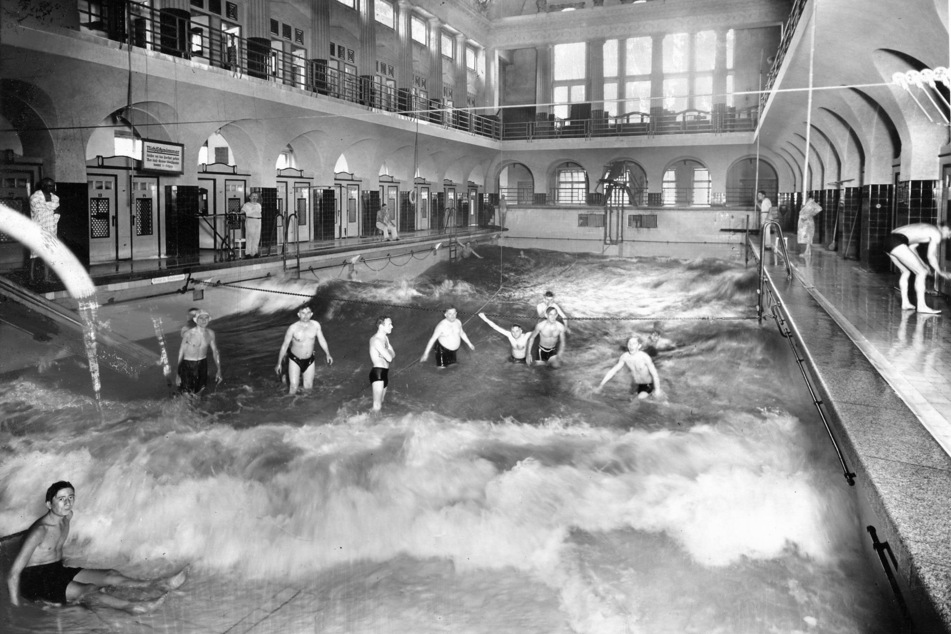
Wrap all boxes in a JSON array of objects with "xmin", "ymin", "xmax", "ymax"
[
  {"xmin": 411, "ymin": 15, "xmax": 427, "ymax": 45},
  {"xmin": 553, "ymin": 42, "xmax": 586, "ymax": 120},
  {"xmin": 693, "ymin": 30, "xmax": 715, "ymax": 110},
  {"xmin": 375, "ymin": 0, "xmax": 394, "ymax": 28},
  {"xmin": 726, "ymin": 29, "xmax": 735, "ymax": 107},
  {"xmin": 663, "ymin": 31, "xmax": 717, "ymax": 112},
  {"xmin": 441, "ymin": 32, "xmax": 454, "ymax": 59},
  {"xmin": 604, "ymin": 37, "xmax": 651, "ymax": 118},
  {"xmin": 466, "ymin": 45, "xmax": 478, "ymax": 71}
]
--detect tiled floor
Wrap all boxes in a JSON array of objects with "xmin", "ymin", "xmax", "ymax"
[{"xmin": 787, "ymin": 246, "xmax": 951, "ymax": 457}]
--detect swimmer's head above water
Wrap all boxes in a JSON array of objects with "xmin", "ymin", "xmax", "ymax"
[{"xmin": 46, "ymin": 480, "xmax": 74, "ymax": 504}]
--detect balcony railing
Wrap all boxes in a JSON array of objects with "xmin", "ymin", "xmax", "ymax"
[
  {"xmin": 75, "ymin": 1, "xmax": 756, "ymax": 144},
  {"xmin": 761, "ymin": 0, "xmax": 809, "ymax": 111},
  {"xmin": 502, "ymin": 105, "xmax": 757, "ymax": 141}
]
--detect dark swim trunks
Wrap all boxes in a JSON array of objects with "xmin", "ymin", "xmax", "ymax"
[
  {"xmin": 18, "ymin": 561, "xmax": 82, "ymax": 604},
  {"xmin": 636, "ymin": 382, "xmax": 655, "ymax": 395},
  {"xmin": 884, "ymin": 232, "xmax": 910, "ymax": 253},
  {"xmin": 178, "ymin": 358, "xmax": 208, "ymax": 393},
  {"xmin": 535, "ymin": 345, "xmax": 558, "ymax": 362},
  {"xmin": 369, "ymin": 366, "xmax": 389, "ymax": 388},
  {"xmin": 434, "ymin": 341, "xmax": 458, "ymax": 367},
  {"xmin": 509, "ymin": 355, "xmax": 527, "ymax": 364},
  {"xmin": 287, "ymin": 351, "xmax": 315, "ymax": 373}
]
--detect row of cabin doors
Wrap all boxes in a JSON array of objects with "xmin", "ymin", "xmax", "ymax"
[
  {"xmin": 82, "ymin": 172, "xmax": 478, "ymax": 264},
  {"xmin": 88, "ymin": 173, "xmax": 161, "ymax": 263}
]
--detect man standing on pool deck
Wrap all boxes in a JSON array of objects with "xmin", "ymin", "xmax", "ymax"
[
  {"xmin": 536, "ymin": 291, "xmax": 569, "ymax": 333},
  {"xmin": 526, "ymin": 306, "xmax": 567, "ymax": 367},
  {"xmin": 478, "ymin": 312, "xmax": 530, "ymax": 362},
  {"xmin": 275, "ymin": 304, "xmax": 333, "ymax": 395},
  {"xmin": 176, "ymin": 310, "xmax": 221, "ymax": 394},
  {"xmin": 7, "ymin": 481, "xmax": 187, "ymax": 613},
  {"xmin": 420, "ymin": 307, "xmax": 475, "ymax": 367},
  {"xmin": 595, "ymin": 335, "xmax": 663, "ymax": 399},
  {"xmin": 885, "ymin": 222, "xmax": 951, "ymax": 313},
  {"xmin": 369, "ymin": 316, "xmax": 395, "ymax": 411}
]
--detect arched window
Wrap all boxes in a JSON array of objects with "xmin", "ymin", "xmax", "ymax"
[
  {"xmin": 602, "ymin": 161, "xmax": 647, "ymax": 206},
  {"xmin": 662, "ymin": 159, "xmax": 710, "ymax": 206},
  {"xmin": 276, "ymin": 144, "xmax": 296, "ymax": 170},
  {"xmin": 555, "ymin": 162, "xmax": 587, "ymax": 204}
]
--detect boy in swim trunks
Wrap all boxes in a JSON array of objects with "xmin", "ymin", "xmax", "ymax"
[
  {"xmin": 369, "ymin": 316, "xmax": 395, "ymax": 411},
  {"xmin": 275, "ymin": 304, "xmax": 334, "ymax": 395},
  {"xmin": 884, "ymin": 222, "xmax": 951, "ymax": 313},
  {"xmin": 595, "ymin": 335, "xmax": 663, "ymax": 400},
  {"xmin": 478, "ymin": 312, "xmax": 529, "ymax": 363},
  {"xmin": 176, "ymin": 310, "xmax": 221, "ymax": 394},
  {"xmin": 526, "ymin": 306, "xmax": 567, "ymax": 367},
  {"xmin": 7, "ymin": 481, "xmax": 187, "ymax": 614},
  {"xmin": 420, "ymin": 307, "xmax": 474, "ymax": 368}
]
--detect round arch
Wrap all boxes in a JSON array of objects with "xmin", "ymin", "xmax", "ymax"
[
  {"xmin": 725, "ymin": 157, "xmax": 779, "ymax": 207},
  {"xmin": 497, "ymin": 161, "xmax": 534, "ymax": 204},
  {"xmin": 600, "ymin": 159, "xmax": 648, "ymax": 206},
  {"xmin": 660, "ymin": 157, "xmax": 711, "ymax": 206}
]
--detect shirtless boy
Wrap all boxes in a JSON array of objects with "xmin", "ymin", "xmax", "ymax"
[
  {"xmin": 275, "ymin": 304, "xmax": 333, "ymax": 395},
  {"xmin": 478, "ymin": 312, "xmax": 529, "ymax": 362},
  {"xmin": 420, "ymin": 307, "xmax": 475, "ymax": 367},
  {"xmin": 369, "ymin": 316, "xmax": 395, "ymax": 411},
  {"xmin": 7, "ymin": 481, "xmax": 186, "ymax": 613},
  {"xmin": 595, "ymin": 335, "xmax": 663, "ymax": 399},
  {"xmin": 884, "ymin": 222, "xmax": 951, "ymax": 313},
  {"xmin": 526, "ymin": 306, "xmax": 567, "ymax": 367},
  {"xmin": 176, "ymin": 310, "xmax": 221, "ymax": 394},
  {"xmin": 535, "ymin": 291, "xmax": 569, "ymax": 333}
]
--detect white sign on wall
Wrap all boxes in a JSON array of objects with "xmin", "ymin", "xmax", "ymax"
[{"xmin": 141, "ymin": 140, "xmax": 184, "ymax": 174}]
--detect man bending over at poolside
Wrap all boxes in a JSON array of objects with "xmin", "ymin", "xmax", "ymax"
[
  {"xmin": 478, "ymin": 312, "xmax": 530, "ymax": 363},
  {"xmin": 7, "ymin": 481, "xmax": 187, "ymax": 614},
  {"xmin": 176, "ymin": 310, "xmax": 221, "ymax": 394},
  {"xmin": 420, "ymin": 307, "xmax": 475, "ymax": 368},
  {"xmin": 369, "ymin": 316, "xmax": 396, "ymax": 411},
  {"xmin": 276, "ymin": 304, "xmax": 333, "ymax": 395},
  {"xmin": 595, "ymin": 335, "xmax": 663, "ymax": 400},
  {"xmin": 885, "ymin": 222, "xmax": 951, "ymax": 313},
  {"xmin": 526, "ymin": 307, "xmax": 567, "ymax": 368}
]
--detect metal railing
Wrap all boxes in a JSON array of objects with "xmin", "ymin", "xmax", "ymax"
[
  {"xmin": 74, "ymin": 1, "xmax": 759, "ymax": 146},
  {"xmin": 502, "ymin": 106, "xmax": 758, "ymax": 141},
  {"xmin": 281, "ymin": 212, "xmax": 301, "ymax": 276},
  {"xmin": 761, "ymin": 0, "xmax": 809, "ymax": 110}
]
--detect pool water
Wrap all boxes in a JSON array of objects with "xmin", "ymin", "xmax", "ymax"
[{"xmin": 0, "ymin": 248, "xmax": 902, "ymax": 633}]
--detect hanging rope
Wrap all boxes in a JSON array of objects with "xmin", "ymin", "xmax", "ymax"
[{"xmin": 196, "ymin": 278, "xmax": 755, "ymax": 321}]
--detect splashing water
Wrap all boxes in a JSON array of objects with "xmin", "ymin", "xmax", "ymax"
[{"xmin": 0, "ymin": 249, "xmax": 901, "ymax": 633}]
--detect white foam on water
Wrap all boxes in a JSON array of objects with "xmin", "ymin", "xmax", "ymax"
[{"xmin": 0, "ymin": 407, "xmax": 855, "ymax": 632}]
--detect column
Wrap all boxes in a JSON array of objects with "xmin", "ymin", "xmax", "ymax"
[
  {"xmin": 587, "ymin": 38, "xmax": 604, "ymax": 126},
  {"xmin": 428, "ymin": 17, "xmax": 443, "ymax": 119},
  {"xmin": 535, "ymin": 44, "xmax": 552, "ymax": 117},
  {"xmin": 455, "ymin": 32, "xmax": 468, "ymax": 125},
  {"xmin": 360, "ymin": 0, "xmax": 376, "ymax": 78}
]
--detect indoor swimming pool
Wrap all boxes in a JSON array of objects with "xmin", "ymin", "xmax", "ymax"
[{"xmin": 0, "ymin": 247, "xmax": 902, "ymax": 633}]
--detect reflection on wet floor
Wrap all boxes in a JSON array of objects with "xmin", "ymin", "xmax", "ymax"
[{"xmin": 787, "ymin": 246, "xmax": 951, "ymax": 456}]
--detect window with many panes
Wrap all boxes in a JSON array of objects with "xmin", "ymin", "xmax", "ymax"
[
  {"xmin": 663, "ymin": 31, "xmax": 717, "ymax": 112},
  {"xmin": 693, "ymin": 168, "xmax": 711, "ymax": 205},
  {"xmin": 555, "ymin": 163, "xmax": 587, "ymax": 204},
  {"xmin": 552, "ymin": 42, "xmax": 586, "ymax": 120},
  {"xmin": 603, "ymin": 36, "xmax": 651, "ymax": 119},
  {"xmin": 375, "ymin": 0, "xmax": 394, "ymax": 28},
  {"xmin": 411, "ymin": 15, "xmax": 427, "ymax": 45},
  {"xmin": 662, "ymin": 33, "xmax": 689, "ymax": 112}
]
